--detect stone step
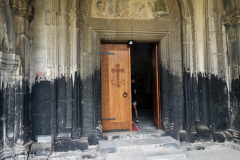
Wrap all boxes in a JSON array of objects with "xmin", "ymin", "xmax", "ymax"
[
  {"xmin": 99, "ymin": 136, "xmax": 180, "ymax": 154},
  {"xmin": 102, "ymin": 130, "xmax": 165, "ymax": 140},
  {"xmin": 105, "ymin": 149, "xmax": 186, "ymax": 160},
  {"xmin": 0, "ymin": 148, "xmax": 14, "ymax": 160}
]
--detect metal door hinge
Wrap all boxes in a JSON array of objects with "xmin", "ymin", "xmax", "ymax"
[
  {"xmin": 101, "ymin": 52, "xmax": 114, "ymax": 55},
  {"xmin": 102, "ymin": 118, "xmax": 116, "ymax": 121}
]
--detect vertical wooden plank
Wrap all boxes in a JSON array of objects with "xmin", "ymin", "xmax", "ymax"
[
  {"xmin": 129, "ymin": 46, "xmax": 132, "ymax": 131},
  {"xmin": 158, "ymin": 43, "xmax": 162, "ymax": 129},
  {"xmin": 157, "ymin": 43, "xmax": 161, "ymax": 129},
  {"xmin": 152, "ymin": 43, "xmax": 161, "ymax": 129}
]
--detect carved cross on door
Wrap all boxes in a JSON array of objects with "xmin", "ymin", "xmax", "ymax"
[{"xmin": 112, "ymin": 64, "xmax": 124, "ymax": 87}]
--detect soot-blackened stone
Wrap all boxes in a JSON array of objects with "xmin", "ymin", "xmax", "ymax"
[
  {"xmin": 88, "ymin": 135, "xmax": 102, "ymax": 145},
  {"xmin": 196, "ymin": 127, "xmax": 212, "ymax": 142},
  {"xmin": 30, "ymin": 143, "xmax": 53, "ymax": 156},
  {"xmin": 212, "ymin": 132, "xmax": 226, "ymax": 143},
  {"xmin": 31, "ymin": 81, "xmax": 51, "ymax": 141},
  {"xmin": 165, "ymin": 131, "xmax": 180, "ymax": 140},
  {"xmin": 195, "ymin": 146, "xmax": 205, "ymax": 150},
  {"xmin": 224, "ymin": 132, "xmax": 233, "ymax": 142},
  {"xmin": 112, "ymin": 136, "xmax": 120, "ymax": 140},
  {"xmin": 0, "ymin": 81, "xmax": 3, "ymax": 150},
  {"xmin": 180, "ymin": 132, "xmax": 197, "ymax": 143},
  {"xmin": 102, "ymin": 136, "xmax": 108, "ymax": 140},
  {"xmin": 53, "ymin": 140, "xmax": 88, "ymax": 152}
]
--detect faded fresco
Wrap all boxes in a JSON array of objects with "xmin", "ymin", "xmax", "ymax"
[{"xmin": 92, "ymin": 0, "xmax": 169, "ymax": 19}]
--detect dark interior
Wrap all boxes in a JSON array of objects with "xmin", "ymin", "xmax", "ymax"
[{"xmin": 131, "ymin": 43, "xmax": 155, "ymax": 109}]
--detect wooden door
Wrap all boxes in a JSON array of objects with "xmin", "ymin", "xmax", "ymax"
[
  {"xmin": 152, "ymin": 43, "xmax": 161, "ymax": 129},
  {"xmin": 101, "ymin": 44, "xmax": 132, "ymax": 132}
]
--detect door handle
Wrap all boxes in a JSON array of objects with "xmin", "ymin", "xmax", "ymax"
[{"xmin": 123, "ymin": 92, "xmax": 128, "ymax": 98}]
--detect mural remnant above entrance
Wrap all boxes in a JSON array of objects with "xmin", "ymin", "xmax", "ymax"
[{"xmin": 92, "ymin": 0, "xmax": 169, "ymax": 19}]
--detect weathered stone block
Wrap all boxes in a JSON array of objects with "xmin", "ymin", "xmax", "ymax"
[
  {"xmin": 212, "ymin": 132, "xmax": 225, "ymax": 143},
  {"xmin": 88, "ymin": 135, "xmax": 102, "ymax": 145},
  {"xmin": 36, "ymin": 135, "xmax": 53, "ymax": 143},
  {"xmin": 180, "ymin": 132, "xmax": 197, "ymax": 143},
  {"xmin": 30, "ymin": 143, "xmax": 53, "ymax": 156},
  {"xmin": 196, "ymin": 127, "xmax": 212, "ymax": 142},
  {"xmin": 0, "ymin": 51, "xmax": 20, "ymax": 73},
  {"xmin": 98, "ymin": 141, "xmax": 116, "ymax": 154},
  {"xmin": 165, "ymin": 131, "xmax": 180, "ymax": 140},
  {"xmin": 53, "ymin": 140, "xmax": 88, "ymax": 152},
  {"xmin": 224, "ymin": 131, "xmax": 233, "ymax": 142}
]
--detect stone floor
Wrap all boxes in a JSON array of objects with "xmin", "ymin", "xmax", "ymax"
[
  {"xmin": 45, "ymin": 136, "xmax": 240, "ymax": 160},
  {"xmin": 185, "ymin": 148, "xmax": 240, "ymax": 160},
  {"xmin": 28, "ymin": 108, "xmax": 240, "ymax": 160},
  {"xmin": 132, "ymin": 108, "xmax": 157, "ymax": 131}
]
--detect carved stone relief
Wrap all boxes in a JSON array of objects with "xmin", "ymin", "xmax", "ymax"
[
  {"xmin": 0, "ymin": 38, "xmax": 9, "ymax": 53},
  {"xmin": 0, "ymin": 2, "xmax": 9, "ymax": 54},
  {"xmin": 92, "ymin": 0, "xmax": 169, "ymax": 19}
]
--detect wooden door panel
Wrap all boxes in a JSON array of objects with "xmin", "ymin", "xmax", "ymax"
[
  {"xmin": 101, "ymin": 44, "xmax": 132, "ymax": 132},
  {"xmin": 152, "ymin": 43, "xmax": 161, "ymax": 129}
]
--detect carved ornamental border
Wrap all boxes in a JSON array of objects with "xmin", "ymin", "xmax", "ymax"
[
  {"xmin": 94, "ymin": 30, "xmax": 168, "ymax": 132},
  {"xmin": 79, "ymin": 17, "xmax": 184, "ymax": 136}
]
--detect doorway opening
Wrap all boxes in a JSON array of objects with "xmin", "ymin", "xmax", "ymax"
[
  {"xmin": 131, "ymin": 42, "xmax": 161, "ymax": 131},
  {"xmin": 100, "ymin": 41, "xmax": 161, "ymax": 133}
]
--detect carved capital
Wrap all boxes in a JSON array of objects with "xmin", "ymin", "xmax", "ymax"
[
  {"xmin": 0, "ymin": 38, "xmax": 9, "ymax": 53},
  {"xmin": 0, "ymin": 51, "xmax": 20, "ymax": 74},
  {"xmin": 223, "ymin": 10, "xmax": 240, "ymax": 26},
  {"xmin": 11, "ymin": 0, "xmax": 33, "ymax": 21}
]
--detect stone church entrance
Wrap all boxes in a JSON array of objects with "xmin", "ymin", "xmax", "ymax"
[
  {"xmin": 101, "ymin": 42, "xmax": 161, "ymax": 132},
  {"xmin": 1, "ymin": 0, "xmax": 239, "ymax": 158}
]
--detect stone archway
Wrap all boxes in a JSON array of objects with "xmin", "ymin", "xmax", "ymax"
[{"xmin": 79, "ymin": 0, "xmax": 184, "ymax": 136}]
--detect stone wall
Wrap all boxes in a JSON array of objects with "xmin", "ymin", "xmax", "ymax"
[
  {"xmin": 223, "ymin": 0, "xmax": 240, "ymax": 142},
  {"xmin": 178, "ymin": 0, "xmax": 230, "ymax": 142},
  {"xmin": 0, "ymin": 0, "xmax": 239, "ymax": 158},
  {"xmin": 30, "ymin": 0, "xmax": 183, "ymax": 140},
  {"xmin": 30, "ymin": 0, "xmax": 80, "ymax": 142},
  {"xmin": 0, "ymin": 0, "xmax": 33, "ymax": 159}
]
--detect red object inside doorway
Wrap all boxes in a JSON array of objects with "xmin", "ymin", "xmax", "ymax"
[{"xmin": 132, "ymin": 122, "xmax": 141, "ymax": 131}]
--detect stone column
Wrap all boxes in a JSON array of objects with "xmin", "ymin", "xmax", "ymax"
[
  {"xmin": 0, "ymin": 0, "xmax": 33, "ymax": 158},
  {"xmin": 223, "ymin": 2, "xmax": 240, "ymax": 141},
  {"xmin": 228, "ymin": 23, "xmax": 240, "ymax": 133},
  {"xmin": 194, "ymin": 0, "xmax": 210, "ymax": 129},
  {"xmin": 182, "ymin": 16, "xmax": 196, "ymax": 132},
  {"xmin": 2, "ymin": 0, "xmax": 14, "ymax": 53},
  {"xmin": 30, "ymin": 0, "xmax": 53, "ymax": 141},
  {"xmin": 207, "ymin": 0, "xmax": 230, "ymax": 133}
]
